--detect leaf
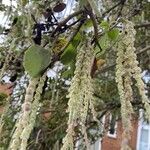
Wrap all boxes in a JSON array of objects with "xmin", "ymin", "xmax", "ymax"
[
  {"xmin": 0, "ymin": 93, "xmax": 7, "ymax": 105},
  {"xmin": 23, "ymin": 45, "xmax": 51, "ymax": 77},
  {"xmin": 95, "ymin": 34, "xmax": 109, "ymax": 57},
  {"xmin": 107, "ymin": 28, "xmax": 119, "ymax": 41},
  {"xmin": 96, "ymin": 59, "xmax": 105, "ymax": 69},
  {"xmin": 53, "ymin": 38, "xmax": 67, "ymax": 54},
  {"xmin": 71, "ymin": 33, "xmax": 81, "ymax": 47},
  {"xmin": 100, "ymin": 21, "xmax": 109, "ymax": 30},
  {"xmin": 21, "ymin": 0, "xmax": 28, "ymax": 6},
  {"xmin": 62, "ymin": 61, "xmax": 75, "ymax": 78},
  {"xmin": 99, "ymin": 34, "xmax": 109, "ymax": 49},
  {"xmin": 0, "ymin": 25, "xmax": 4, "ymax": 34},
  {"xmin": 84, "ymin": 19, "xmax": 93, "ymax": 28},
  {"xmin": 60, "ymin": 44, "xmax": 77, "ymax": 65},
  {"xmin": 61, "ymin": 35, "xmax": 80, "ymax": 76},
  {"xmin": 79, "ymin": 0, "xmax": 88, "ymax": 8}
]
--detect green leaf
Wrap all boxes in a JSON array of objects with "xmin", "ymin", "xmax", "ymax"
[
  {"xmin": 62, "ymin": 61, "xmax": 75, "ymax": 78},
  {"xmin": 100, "ymin": 21, "xmax": 110, "ymax": 30},
  {"xmin": 61, "ymin": 34, "xmax": 80, "ymax": 76},
  {"xmin": 100, "ymin": 34, "xmax": 109, "ymax": 49},
  {"xmin": 79, "ymin": 0, "xmax": 88, "ymax": 8},
  {"xmin": 84, "ymin": 19, "xmax": 93, "ymax": 28},
  {"xmin": 0, "ymin": 93, "xmax": 7, "ymax": 105},
  {"xmin": 71, "ymin": 33, "xmax": 81, "ymax": 47},
  {"xmin": 21, "ymin": 0, "xmax": 28, "ymax": 6},
  {"xmin": 60, "ymin": 44, "xmax": 77, "ymax": 65},
  {"xmin": 0, "ymin": 25, "xmax": 4, "ymax": 34},
  {"xmin": 23, "ymin": 45, "xmax": 51, "ymax": 77},
  {"xmin": 94, "ymin": 34, "xmax": 109, "ymax": 57},
  {"xmin": 107, "ymin": 28, "xmax": 119, "ymax": 41}
]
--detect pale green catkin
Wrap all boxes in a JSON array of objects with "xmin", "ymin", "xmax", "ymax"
[
  {"xmin": 116, "ymin": 20, "xmax": 150, "ymax": 150},
  {"xmin": 62, "ymin": 38, "xmax": 98, "ymax": 150},
  {"xmin": 9, "ymin": 78, "xmax": 39, "ymax": 150},
  {"xmin": 123, "ymin": 21, "xmax": 150, "ymax": 120},
  {"xmin": 0, "ymin": 97, "xmax": 11, "ymax": 138},
  {"xmin": 116, "ymin": 32, "xmax": 133, "ymax": 150},
  {"xmin": 0, "ymin": 52, "xmax": 12, "ymax": 81},
  {"xmin": 20, "ymin": 73, "xmax": 47, "ymax": 150}
]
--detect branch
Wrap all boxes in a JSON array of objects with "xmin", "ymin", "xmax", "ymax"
[
  {"xmin": 116, "ymin": 0, "xmax": 126, "ymax": 18},
  {"xmin": 49, "ymin": 21, "xmax": 83, "ymax": 67},
  {"xmin": 86, "ymin": 8, "xmax": 99, "ymax": 40},
  {"xmin": 60, "ymin": 21, "xmax": 84, "ymax": 51},
  {"xmin": 50, "ymin": 10, "xmax": 83, "ymax": 37},
  {"xmin": 135, "ymin": 22, "xmax": 150, "ymax": 28},
  {"xmin": 102, "ymin": 1, "xmax": 122, "ymax": 17},
  {"xmin": 47, "ymin": 122, "xmax": 66, "ymax": 135},
  {"xmin": 85, "ymin": 4, "xmax": 102, "ymax": 51}
]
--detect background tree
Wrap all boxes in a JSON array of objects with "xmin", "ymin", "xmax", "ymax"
[{"xmin": 0, "ymin": 0, "xmax": 149, "ymax": 150}]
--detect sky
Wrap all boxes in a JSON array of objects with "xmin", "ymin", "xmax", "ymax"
[
  {"xmin": 0, "ymin": 0, "xmax": 17, "ymax": 27},
  {"xmin": 0, "ymin": 0, "xmax": 76, "ymax": 26}
]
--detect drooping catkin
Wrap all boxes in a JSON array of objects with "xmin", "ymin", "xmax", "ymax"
[
  {"xmin": 9, "ymin": 78, "xmax": 39, "ymax": 150},
  {"xmin": 116, "ymin": 20, "xmax": 150, "ymax": 150},
  {"xmin": 61, "ymin": 38, "xmax": 98, "ymax": 150},
  {"xmin": 20, "ymin": 73, "xmax": 47, "ymax": 150},
  {"xmin": 0, "ymin": 52, "xmax": 13, "ymax": 80},
  {"xmin": 116, "ymin": 33, "xmax": 134, "ymax": 149},
  {"xmin": 123, "ymin": 21, "xmax": 150, "ymax": 120},
  {"xmin": 125, "ymin": 22, "xmax": 150, "ymax": 120}
]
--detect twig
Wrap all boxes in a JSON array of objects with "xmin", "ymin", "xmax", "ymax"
[
  {"xmin": 102, "ymin": 1, "xmax": 122, "ymax": 17},
  {"xmin": 60, "ymin": 21, "xmax": 84, "ymax": 52},
  {"xmin": 116, "ymin": 0, "xmax": 126, "ymax": 18},
  {"xmin": 85, "ymin": 5, "xmax": 102, "ymax": 51},
  {"xmin": 31, "ymin": 14, "xmax": 37, "ymax": 24},
  {"xmin": 50, "ymin": 10, "xmax": 83, "ymax": 37},
  {"xmin": 49, "ymin": 21, "xmax": 84, "ymax": 66},
  {"xmin": 35, "ymin": 129, "xmax": 41, "ymax": 144},
  {"xmin": 135, "ymin": 22, "xmax": 150, "ymax": 28},
  {"xmin": 54, "ymin": 18, "xmax": 82, "ymax": 36},
  {"xmin": 64, "ymin": 18, "xmax": 81, "ymax": 31},
  {"xmin": 47, "ymin": 122, "xmax": 66, "ymax": 135}
]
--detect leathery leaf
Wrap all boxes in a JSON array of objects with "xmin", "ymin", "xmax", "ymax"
[{"xmin": 23, "ymin": 45, "xmax": 51, "ymax": 77}]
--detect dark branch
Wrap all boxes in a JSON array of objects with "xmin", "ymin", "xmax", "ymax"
[
  {"xmin": 135, "ymin": 22, "xmax": 150, "ymax": 28},
  {"xmin": 49, "ymin": 21, "xmax": 84, "ymax": 67},
  {"xmin": 102, "ymin": 1, "xmax": 123, "ymax": 17},
  {"xmin": 85, "ymin": 4, "xmax": 103, "ymax": 51},
  {"xmin": 50, "ymin": 10, "xmax": 83, "ymax": 37}
]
